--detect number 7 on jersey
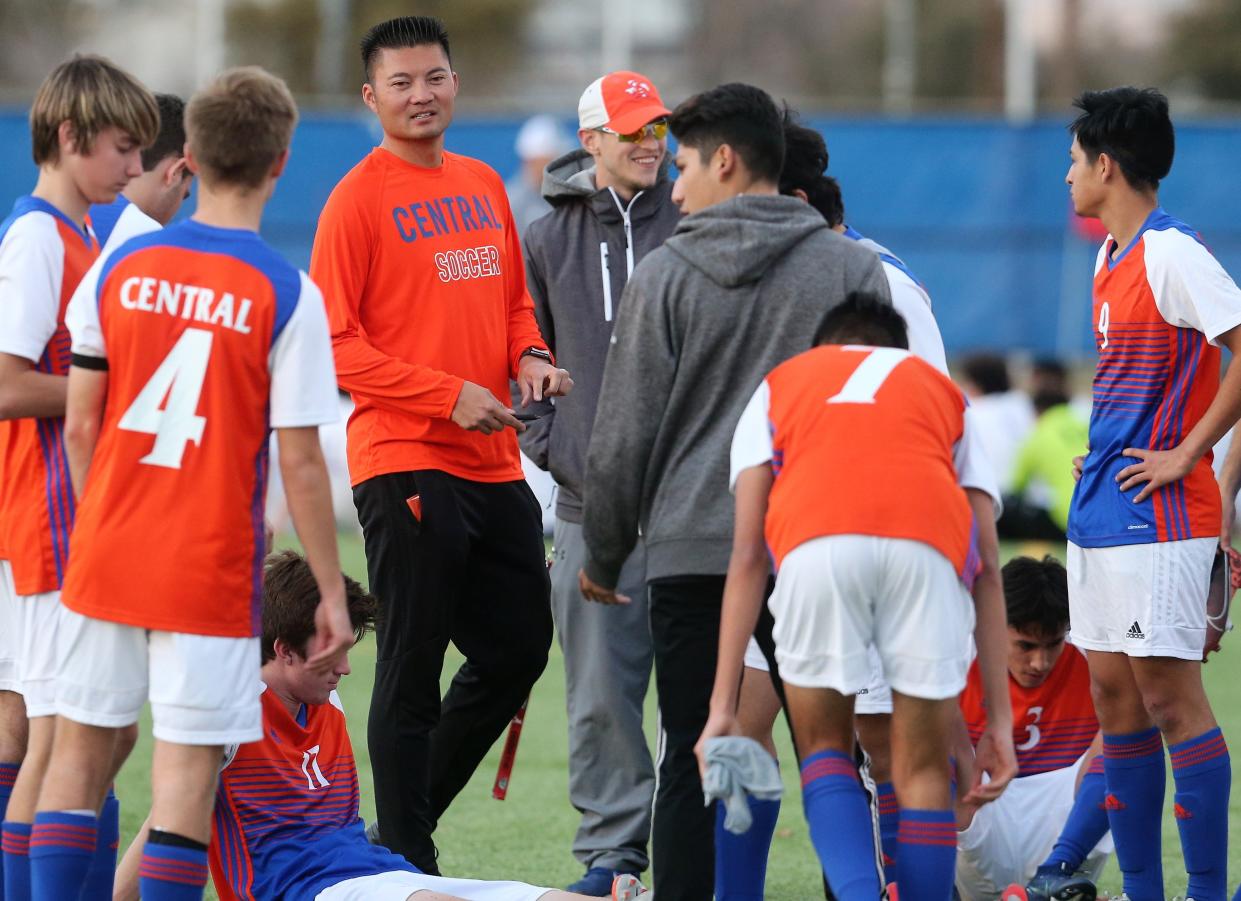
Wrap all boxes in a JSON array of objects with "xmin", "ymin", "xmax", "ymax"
[{"xmin": 118, "ymin": 327, "xmax": 213, "ymax": 469}]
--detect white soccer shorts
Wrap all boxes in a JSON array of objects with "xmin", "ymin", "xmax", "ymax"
[
  {"xmin": 315, "ymin": 870, "xmax": 553, "ymax": 901},
  {"xmin": 55, "ymin": 608, "xmax": 261, "ymax": 745},
  {"xmin": 955, "ymin": 755, "xmax": 1113, "ymax": 901},
  {"xmin": 768, "ymin": 535, "xmax": 975, "ymax": 699},
  {"xmin": 0, "ymin": 561, "xmax": 17, "ymax": 693},
  {"xmin": 744, "ymin": 635, "xmax": 894, "ymax": 714},
  {"xmin": 1067, "ymin": 537, "xmax": 1215, "ymax": 660},
  {"xmin": 7, "ymin": 571, "xmax": 65, "ymax": 717}
]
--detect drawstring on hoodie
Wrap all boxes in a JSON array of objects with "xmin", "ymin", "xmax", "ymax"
[{"xmin": 598, "ymin": 187, "xmax": 644, "ymax": 322}]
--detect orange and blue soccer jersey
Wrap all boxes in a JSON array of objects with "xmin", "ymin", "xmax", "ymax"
[
  {"xmin": 61, "ymin": 220, "xmax": 338, "ymax": 637},
  {"xmin": 730, "ymin": 345, "xmax": 985, "ymax": 584},
  {"xmin": 210, "ymin": 689, "xmax": 419, "ymax": 900},
  {"xmin": 960, "ymin": 644, "xmax": 1098, "ymax": 777},
  {"xmin": 1069, "ymin": 208, "xmax": 1241, "ymax": 547},
  {"xmin": 0, "ymin": 196, "xmax": 99, "ymax": 595}
]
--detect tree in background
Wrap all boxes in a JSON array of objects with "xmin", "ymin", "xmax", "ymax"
[
  {"xmin": 227, "ymin": 0, "xmax": 536, "ymax": 98},
  {"xmin": 1164, "ymin": 0, "xmax": 1241, "ymax": 102}
]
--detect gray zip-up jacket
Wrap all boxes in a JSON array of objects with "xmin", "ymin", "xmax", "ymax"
[
  {"xmin": 581, "ymin": 194, "xmax": 891, "ymax": 588},
  {"xmin": 517, "ymin": 149, "xmax": 681, "ymax": 522}
]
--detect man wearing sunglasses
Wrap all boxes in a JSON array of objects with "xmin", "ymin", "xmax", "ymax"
[{"xmin": 515, "ymin": 71, "xmax": 681, "ymax": 896}]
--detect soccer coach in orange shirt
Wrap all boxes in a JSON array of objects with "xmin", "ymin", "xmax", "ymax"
[{"xmin": 310, "ymin": 16, "xmax": 572, "ymax": 874}]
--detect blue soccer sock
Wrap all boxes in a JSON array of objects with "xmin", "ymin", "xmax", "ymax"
[
  {"xmin": 875, "ymin": 780, "xmax": 899, "ymax": 885},
  {"xmin": 79, "ymin": 790, "xmax": 119, "ymax": 901},
  {"xmin": 714, "ymin": 792, "xmax": 780, "ymax": 900},
  {"xmin": 895, "ymin": 808, "xmax": 956, "ymax": 901},
  {"xmin": 2, "ymin": 822, "xmax": 30, "ymax": 901},
  {"xmin": 1169, "ymin": 727, "xmax": 1230, "ymax": 901},
  {"xmin": 1043, "ymin": 756, "xmax": 1108, "ymax": 871},
  {"xmin": 28, "ymin": 811, "xmax": 96, "ymax": 901},
  {"xmin": 1102, "ymin": 728, "xmax": 1165, "ymax": 901},
  {"xmin": 0, "ymin": 763, "xmax": 18, "ymax": 901},
  {"xmin": 139, "ymin": 834, "xmax": 209, "ymax": 901},
  {"xmin": 801, "ymin": 750, "xmax": 882, "ymax": 901}
]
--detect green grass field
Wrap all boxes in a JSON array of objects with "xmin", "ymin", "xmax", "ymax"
[{"xmin": 113, "ymin": 533, "xmax": 1241, "ymax": 899}]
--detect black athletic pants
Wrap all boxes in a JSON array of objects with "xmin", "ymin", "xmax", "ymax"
[
  {"xmin": 353, "ymin": 470, "xmax": 553, "ymax": 874},
  {"xmin": 649, "ymin": 576, "xmax": 878, "ymax": 901}
]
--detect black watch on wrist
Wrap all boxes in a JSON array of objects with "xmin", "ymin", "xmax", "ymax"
[{"xmin": 521, "ymin": 347, "xmax": 553, "ymax": 364}]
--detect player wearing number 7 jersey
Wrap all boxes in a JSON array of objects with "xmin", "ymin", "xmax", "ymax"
[
  {"xmin": 708, "ymin": 293, "xmax": 1016, "ymax": 901},
  {"xmin": 31, "ymin": 68, "xmax": 352, "ymax": 901},
  {"xmin": 1064, "ymin": 87, "xmax": 1239, "ymax": 901}
]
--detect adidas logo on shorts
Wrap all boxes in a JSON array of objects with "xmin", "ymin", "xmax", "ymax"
[{"xmin": 1127, "ymin": 621, "xmax": 1146, "ymax": 640}]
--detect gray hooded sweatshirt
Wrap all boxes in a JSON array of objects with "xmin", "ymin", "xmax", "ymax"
[
  {"xmin": 516, "ymin": 148, "xmax": 682, "ymax": 522},
  {"xmin": 581, "ymin": 193, "xmax": 891, "ymax": 588}
]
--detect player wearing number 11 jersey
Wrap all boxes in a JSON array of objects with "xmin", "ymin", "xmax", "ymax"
[{"xmin": 31, "ymin": 68, "xmax": 352, "ymax": 901}]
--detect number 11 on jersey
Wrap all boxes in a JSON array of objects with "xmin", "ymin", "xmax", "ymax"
[{"xmin": 118, "ymin": 327, "xmax": 213, "ymax": 470}]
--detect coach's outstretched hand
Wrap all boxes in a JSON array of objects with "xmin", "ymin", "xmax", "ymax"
[
  {"xmin": 516, "ymin": 356, "xmax": 573, "ymax": 407},
  {"xmin": 452, "ymin": 381, "xmax": 525, "ymax": 435},
  {"xmin": 307, "ymin": 585, "xmax": 353, "ymax": 674}
]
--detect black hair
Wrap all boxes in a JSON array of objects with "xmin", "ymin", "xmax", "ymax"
[
  {"xmin": 813, "ymin": 291, "xmax": 908, "ymax": 349},
  {"xmin": 360, "ymin": 16, "xmax": 451, "ymax": 82},
  {"xmin": 960, "ymin": 353, "xmax": 1010, "ymax": 395},
  {"xmin": 668, "ymin": 83, "xmax": 784, "ymax": 185},
  {"xmin": 1069, "ymin": 87, "xmax": 1174, "ymax": 191},
  {"xmin": 1032, "ymin": 388, "xmax": 1070, "ymax": 416},
  {"xmin": 140, "ymin": 93, "xmax": 186, "ymax": 171},
  {"xmin": 778, "ymin": 109, "xmax": 845, "ymax": 226},
  {"xmin": 1002, "ymin": 555, "xmax": 1070, "ymax": 636}
]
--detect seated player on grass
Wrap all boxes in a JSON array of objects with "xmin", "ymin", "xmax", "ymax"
[
  {"xmin": 955, "ymin": 555, "xmax": 1112, "ymax": 901},
  {"xmin": 114, "ymin": 550, "xmax": 650, "ymax": 901}
]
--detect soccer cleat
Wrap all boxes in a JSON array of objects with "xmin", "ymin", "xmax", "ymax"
[
  {"xmin": 1019, "ymin": 862, "xmax": 1097, "ymax": 901},
  {"xmin": 568, "ymin": 866, "xmax": 622, "ymax": 897},
  {"xmin": 610, "ymin": 872, "xmax": 651, "ymax": 900}
]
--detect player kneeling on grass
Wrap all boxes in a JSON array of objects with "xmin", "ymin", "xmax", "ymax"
[
  {"xmin": 954, "ymin": 556, "xmax": 1112, "ymax": 901},
  {"xmin": 113, "ymin": 551, "xmax": 650, "ymax": 901},
  {"xmin": 698, "ymin": 292, "xmax": 1017, "ymax": 901}
]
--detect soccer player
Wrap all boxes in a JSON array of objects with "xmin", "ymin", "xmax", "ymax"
[
  {"xmin": 30, "ymin": 67, "xmax": 352, "ymax": 901},
  {"xmin": 90, "ymin": 92, "xmax": 192, "ymax": 252},
  {"xmin": 0, "ymin": 54, "xmax": 157, "ymax": 901},
  {"xmin": 1064, "ymin": 87, "xmax": 1239, "ymax": 901},
  {"xmin": 720, "ymin": 112, "xmax": 973, "ymax": 898},
  {"xmin": 516, "ymin": 69, "xmax": 679, "ymax": 894},
  {"xmin": 956, "ymin": 556, "xmax": 1111, "ymax": 901},
  {"xmin": 310, "ymin": 16, "xmax": 571, "ymax": 874},
  {"xmin": 114, "ymin": 551, "xmax": 653, "ymax": 901},
  {"xmin": 579, "ymin": 81, "xmax": 891, "ymax": 899},
  {"xmin": 706, "ymin": 293, "xmax": 1016, "ymax": 901}
]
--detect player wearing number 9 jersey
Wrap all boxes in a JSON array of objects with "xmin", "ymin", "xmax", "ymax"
[
  {"xmin": 31, "ymin": 68, "xmax": 351, "ymax": 901},
  {"xmin": 1064, "ymin": 88, "xmax": 1237, "ymax": 901}
]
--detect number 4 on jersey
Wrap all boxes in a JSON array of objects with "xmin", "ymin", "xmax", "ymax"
[{"xmin": 118, "ymin": 327, "xmax": 213, "ymax": 469}]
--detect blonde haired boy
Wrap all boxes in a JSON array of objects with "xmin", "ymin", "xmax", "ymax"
[
  {"xmin": 0, "ymin": 53, "xmax": 155, "ymax": 901},
  {"xmin": 32, "ymin": 67, "xmax": 351, "ymax": 901}
]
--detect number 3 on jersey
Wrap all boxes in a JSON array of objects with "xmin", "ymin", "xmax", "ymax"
[{"xmin": 118, "ymin": 327, "xmax": 212, "ymax": 469}]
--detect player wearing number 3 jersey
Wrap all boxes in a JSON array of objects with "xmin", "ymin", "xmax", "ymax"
[{"xmin": 30, "ymin": 68, "xmax": 351, "ymax": 901}]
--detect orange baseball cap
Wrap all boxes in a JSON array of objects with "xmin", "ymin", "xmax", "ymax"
[{"xmin": 578, "ymin": 71, "xmax": 671, "ymax": 135}]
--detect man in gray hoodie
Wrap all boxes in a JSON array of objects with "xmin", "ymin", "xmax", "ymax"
[
  {"xmin": 516, "ymin": 71, "xmax": 681, "ymax": 895},
  {"xmin": 578, "ymin": 83, "xmax": 891, "ymax": 900}
]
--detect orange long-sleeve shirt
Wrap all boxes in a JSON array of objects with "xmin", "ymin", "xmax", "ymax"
[{"xmin": 310, "ymin": 147, "xmax": 549, "ymax": 484}]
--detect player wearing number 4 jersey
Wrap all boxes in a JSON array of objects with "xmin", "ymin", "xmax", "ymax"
[
  {"xmin": 1065, "ymin": 87, "xmax": 1238, "ymax": 901},
  {"xmin": 31, "ymin": 68, "xmax": 353, "ymax": 901}
]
